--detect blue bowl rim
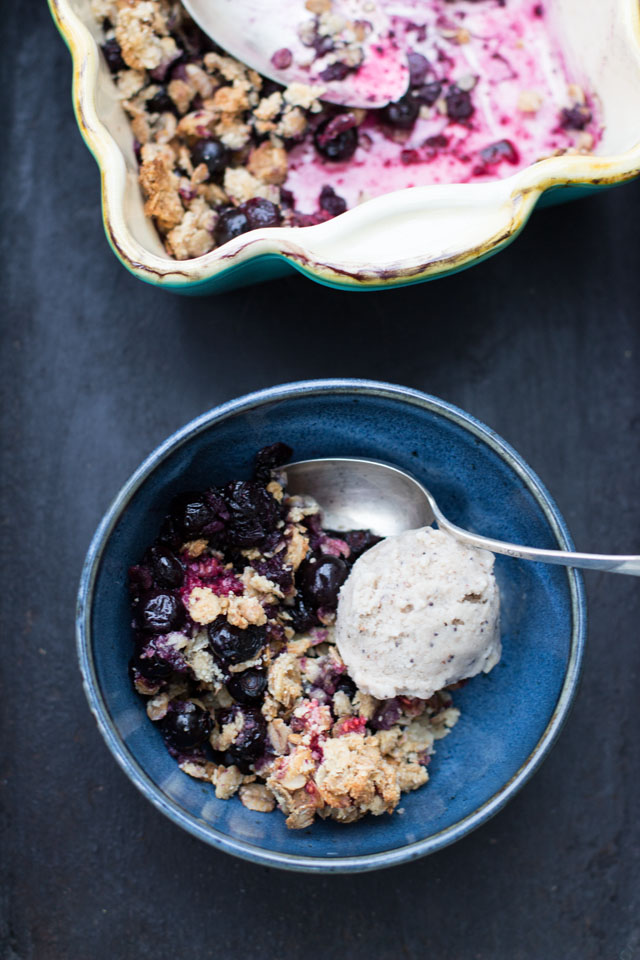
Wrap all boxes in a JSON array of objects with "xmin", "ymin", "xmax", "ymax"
[{"xmin": 76, "ymin": 378, "xmax": 587, "ymax": 873}]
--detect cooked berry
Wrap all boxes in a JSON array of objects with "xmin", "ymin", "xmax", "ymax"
[
  {"xmin": 214, "ymin": 207, "xmax": 250, "ymax": 246},
  {"xmin": 253, "ymin": 441, "xmax": 293, "ymax": 483},
  {"xmin": 271, "ymin": 47, "xmax": 293, "ymax": 69},
  {"xmin": 191, "ymin": 138, "xmax": 230, "ymax": 180},
  {"xmin": 445, "ymin": 87, "xmax": 475, "ymax": 121},
  {"xmin": 252, "ymin": 553, "xmax": 294, "ymax": 592},
  {"xmin": 219, "ymin": 705, "xmax": 267, "ymax": 768},
  {"xmin": 226, "ymin": 668, "xmax": 268, "ymax": 704},
  {"xmin": 130, "ymin": 648, "xmax": 173, "ymax": 681},
  {"xmin": 407, "ymin": 51, "xmax": 429, "ymax": 86},
  {"xmin": 287, "ymin": 595, "xmax": 319, "ymax": 633},
  {"xmin": 223, "ymin": 480, "xmax": 280, "ymax": 548},
  {"xmin": 370, "ymin": 698, "xmax": 403, "ymax": 730},
  {"xmin": 560, "ymin": 105, "xmax": 592, "ymax": 130},
  {"xmin": 382, "ymin": 96, "xmax": 420, "ymax": 129},
  {"xmin": 160, "ymin": 701, "xmax": 212, "ymax": 749},
  {"xmin": 479, "ymin": 139, "xmax": 519, "ymax": 166},
  {"xmin": 319, "ymin": 61, "xmax": 353, "ymax": 82},
  {"xmin": 319, "ymin": 184, "xmax": 347, "ymax": 216},
  {"xmin": 146, "ymin": 86, "xmax": 176, "ymax": 114},
  {"xmin": 170, "ymin": 492, "xmax": 214, "ymax": 538},
  {"xmin": 314, "ymin": 117, "xmax": 358, "ymax": 162},
  {"xmin": 101, "ymin": 38, "xmax": 126, "ymax": 73},
  {"xmin": 334, "ymin": 674, "xmax": 357, "ymax": 699},
  {"xmin": 140, "ymin": 590, "xmax": 184, "ymax": 633},
  {"xmin": 243, "ymin": 197, "xmax": 282, "ymax": 229},
  {"xmin": 148, "ymin": 544, "xmax": 184, "ymax": 588},
  {"xmin": 137, "ymin": 635, "xmax": 189, "ymax": 675},
  {"xmin": 297, "ymin": 555, "xmax": 349, "ymax": 610},
  {"xmin": 208, "ymin": 616, "xmax": 265, "ymax": 664},
  {"xmin": 414, "ymin": 80, "xmax": 442, "ymax": 106}
]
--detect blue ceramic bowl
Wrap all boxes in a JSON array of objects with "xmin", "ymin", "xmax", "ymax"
[{"xmin": 77, "ymin": 380, "xmax": 586, "ymax": 872}]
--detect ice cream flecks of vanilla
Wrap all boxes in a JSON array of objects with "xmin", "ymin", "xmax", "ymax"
[{"xmin": 335, "ymin": 527, "xmax": 500, "ymax": 701}]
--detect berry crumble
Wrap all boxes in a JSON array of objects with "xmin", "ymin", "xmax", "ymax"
[
  {"xmin": 93, "ymin": 0, "xmax": 602, "ymax": 260},
  {"xmin": 128, "ymin": 443, "xmax": 461, "ymax": 828}
]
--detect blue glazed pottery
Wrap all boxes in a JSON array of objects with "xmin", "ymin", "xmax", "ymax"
[{"xmin": 77, "ymin": 380, "xmax": 586, "ymax": 871}]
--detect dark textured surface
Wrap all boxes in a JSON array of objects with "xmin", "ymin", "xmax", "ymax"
[{"xmin": 2, "ymin": 3, "xmax": 639, "ymax": 959}]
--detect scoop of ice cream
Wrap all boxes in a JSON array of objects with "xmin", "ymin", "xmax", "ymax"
[{"xmin": 335, "ymin": 527, "xmax": 500, "ymax": 700}]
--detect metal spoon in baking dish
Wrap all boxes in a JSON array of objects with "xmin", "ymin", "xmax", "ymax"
[
  {"xmin": 285, "ymin": 457, "xmax": 640, "ymax": 576},
  {"xmin": 181, "ymin": 0, "xmax": 410, "ymax": 108}
]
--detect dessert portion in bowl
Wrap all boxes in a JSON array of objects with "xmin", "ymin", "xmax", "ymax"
[
  {"xmin": 129, "ymin": 443, "xmax": 501, "ymax": 828},
  {"xmin": 93, "ymin": 0, "xmax": 602, "ymax": 260}
]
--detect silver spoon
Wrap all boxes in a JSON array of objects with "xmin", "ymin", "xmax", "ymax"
[
  {"xmin": 285, "ymin": 457, "xmax": 640, "ymax": 576},
  {"xmin": 181, "ymin": 0, "xmax": 410, "ymax": 108}
]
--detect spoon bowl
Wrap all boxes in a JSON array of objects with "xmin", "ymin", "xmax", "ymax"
[
  {"xmin": 285, "ymin": 456, "xmax": 433, "ymax": 534},
  {"xmin": 181, "ymin": 0, "xmax": 410, "ymax": 108},
  {"xmin": 286, "ymin": 456, "xmax": 640, "ymax": 575}
]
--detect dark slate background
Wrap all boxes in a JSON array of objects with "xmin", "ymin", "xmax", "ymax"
[{"xmin": 2, "ymin": 3, "xmax": 639, "ymax": 958}]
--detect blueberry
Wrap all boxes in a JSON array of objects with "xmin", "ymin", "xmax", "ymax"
[
  {"xmin": 223, "ymin": 480, "xmax": 280, "ymax": 548},
  {"xmin": 219, "ymin": 705, "xmax": 267, "ymax": 769},
  {"xmin": 407, "ymin": 51, "xmax": 429, "ymax": 87},
  {"xmin": 319, "ymin": 61, "xmax": 353, "ymax": 83},
  {"xmin": 370, "ymin": 698, "xmax": 403, "ymax": 731},
  {"xmin": 560, "ymin": 105, "xmax": 591, "ymax": 130},
  {"xmin": 130, "ymin": 648, "xmax": 173, "ymax": 682},
  {"xmin": 141, "ymin": 590, "xmax": 184, "ymax": 633},
  {"xmin": 146, "ymin": 86, "xmax": 176, "ymax": 114},
  {"xmin": 135, "ymin": 635, "xmax": 189, "ymax": 676},
  {"xmin": 319, "ymin": 184, "xmax": 347, "ymax": 216},
  {"xmin": 253, "ymin": 441, "xmax": 293, "ymax": 483},
  {"xmin": 314, "ymin": 117, "xmax": 358, "ymax": 162},
  {"xmin": 382, "ymin": 95, "xmax": 420, "ymax": 130},
  {"xmin": 243, "ymin": 197, "xmax": 282, "ymax": 230},
  {"xmin": 170, "ymin": 492, "xmax": 214, "ymax": 538},
  {"xmin": 226, "ymin": 668, "xmax": 268, "ymax": 704},
  {"xmin": 479, "ymin": 139, "xmax": 519, "ymax": 166},
  {"xmin": 413, "ymin": 80, "xmax": 442, "ymax": 106},
  {"xmin": 148, "ymin": 544, "xmax": 184, "ymax": 588},
  {"xmin": 252, "ymin": 553, "xmax": 294, "ymax": 593},
  {"xmin": 334, "ymin": 674, "xmax": 357, "ymax": 699},
  {"xmin": 208, "ymin": 616, "xmax": 266, "ymax": 664},
  {"xmin": 191, "ymin": 138, "xmax": 230, "ymax": 180},
  {"xmin": 214, "ymin": 207, "xmax": 250, "ymax": 246},
  {"xmin": 297, "ymin": 555, "xmax": 348, "ymax": 610},
  {"xmin": 445, "ymin": 87, "xmax": 474, "ymax": 121},
  {"xmin": 287, "ymin": 595, "xmax": 319, "ymax": 633},
  {"xmin": 271, "ymin": 47, "xmax": 293, "ymax": 69},
  {"xmin": 101, "ymin": 38, "xmax": 126, "ymax": 73},
  {"xmin": 160, "ymin": 701, "xmax": 212, "ymax": 750}
]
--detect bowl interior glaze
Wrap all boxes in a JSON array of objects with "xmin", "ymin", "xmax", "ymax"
[{"xmin": 79, "ymin": 382, "xmax": 585, "ymax": 870}]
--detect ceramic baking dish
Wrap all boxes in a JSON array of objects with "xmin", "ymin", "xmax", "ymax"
[{"xmin": 50, "ymin": 0, "xmax": 640, "ymax": 294}]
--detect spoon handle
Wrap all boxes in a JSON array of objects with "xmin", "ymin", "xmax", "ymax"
[{"xmin": 436, "ymin": 518, "xmax": 640, "ymax": 576}]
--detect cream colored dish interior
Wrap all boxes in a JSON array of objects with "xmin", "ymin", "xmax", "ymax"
[{"xmin": 54, "ymin": 0, "xmax": 640, "ymax": 285}]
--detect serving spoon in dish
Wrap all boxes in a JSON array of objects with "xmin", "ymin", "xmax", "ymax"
[
  {"xmin": 181, "ymin": 0, "xmax": 410, "ymax": 107},
  {"xmin": 285, "ymin": 457, "xmax": 640, "ymax": 576}
]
